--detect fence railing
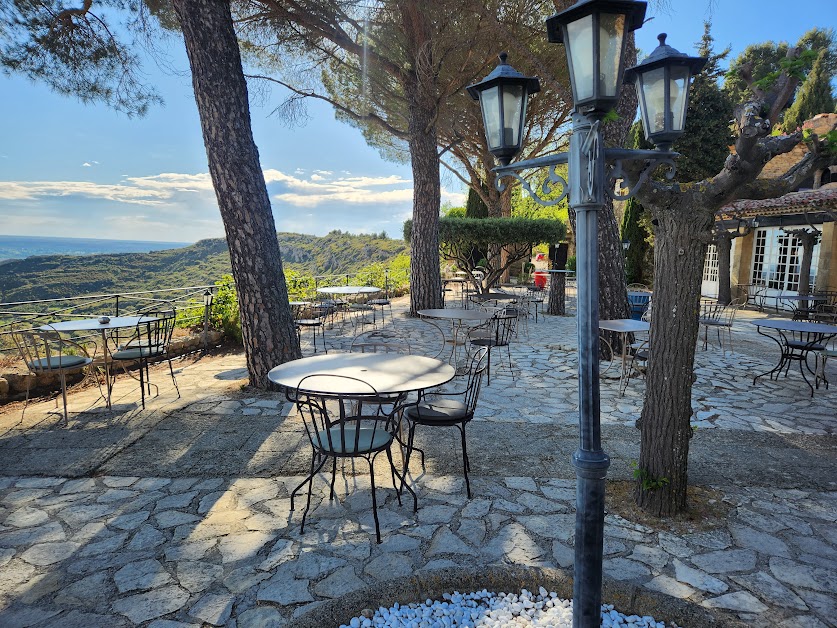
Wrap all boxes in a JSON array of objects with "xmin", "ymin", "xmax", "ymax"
[{"xmin": 0, "ymin": 285, "xmax": 216, "ymax": 359}]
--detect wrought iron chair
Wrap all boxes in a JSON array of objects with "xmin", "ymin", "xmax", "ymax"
[
  {"xmin": 289, "ymin": 375, "xmax": 416, "ymax": 543},
  {"xmin": 699, "ymin": 298, "xmax": 744, "ymax": 355},
  {"xmin": 350, "ymin": 329, "xmax": 410, "ymax": 355},
  {"xmin": 402, "ymin": 348, "xmax": 489, "ymax": 498},
  {"xmin": 8, "ymin": 323, "xmax": 100, "ymax": 421},
  {"xmin": 467, "ymin": 309, "xmax": 516, "ymax": 385},
  {"xmin": 367, "ymin": 274, "xmax": 394, "ymax": 326},
  {"xmin": 293, "ymin": 303, "xmax": 327, "ymax": 354},
  {"xmin": 109, "ymin": 308, "xmax": 179, "ymax": 409}
]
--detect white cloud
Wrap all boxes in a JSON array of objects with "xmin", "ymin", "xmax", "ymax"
[
  {"xmin": 82, "ymin": 162, "xmax": 92, "ymax": 167},
  {"xmin": 0, "ymin": 166, "xmax": 465, "ymax": 240}
]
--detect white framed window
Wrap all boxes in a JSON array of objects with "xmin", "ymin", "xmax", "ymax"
[
  {"xmin": 702, "ymin": 243, "xmax": 718, "ymax": 282},
  {"xmin": 750, "ymin": 226, "xmax": 819, "ymax": 292}
]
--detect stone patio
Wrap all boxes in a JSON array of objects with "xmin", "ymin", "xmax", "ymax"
[{"xmin": 0, "ymin": 297, "xmax": 835, "ymax": 627}]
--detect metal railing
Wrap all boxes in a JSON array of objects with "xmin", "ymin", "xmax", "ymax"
[{"xmin": 0, "ymin": 285, "xmax": 216, "ymax": 360}]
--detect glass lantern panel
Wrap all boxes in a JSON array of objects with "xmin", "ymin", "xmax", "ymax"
[
  {"xmin": 598, "ymin": 12, "xmax": 626, "ymax": 97},
  {"xmin": 479, "ymin": 86, "xmax": 501, "ymax": 149},
  {"xmin": 669, "ymin": 65, "xmax": 691, "ymax": 132},
  {"xmin": 502, "ymin": 84, "xmax": 525, "ymax": 147},
  {"xmin": 640, "ymin": 67, "xmax": 667, "ymax": 134},
  {"xmin": 566, "ymin": 14, "xmax": 594, "ymax": 102}
]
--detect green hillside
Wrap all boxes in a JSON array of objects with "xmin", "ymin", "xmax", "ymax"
[{"xmin": 0, "ymin": 231, "xmax": 408, "ymax": 303}]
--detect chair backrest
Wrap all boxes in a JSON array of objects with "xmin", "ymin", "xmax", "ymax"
[
  {"xmin": 136, "ymin": 307, "xmax": 176, "ymax": 355},
  {"xmin": 294, "ymin": 375, "xmax": 395, "ymax": 455},
  {"xmin": 628, "ymin": 283, "xmax": 650, "ymax": 291},
  {"xmin": 493, "ymin": 310, "xmax": 517, "ymax": 346},
  {"xmin": 350, "ymin": 329, "xmax": 411, "ymax": 354},
  {"xmin": 8, "ymin": 324, "xmax": 80, "ymax": 373},
  {"xmin": 640, "ymin": 297, "xmax": 653, "ymax": 323},
  {"xmin": 463, "ymin": 347, "xmax": 489, "ymax": 414}
]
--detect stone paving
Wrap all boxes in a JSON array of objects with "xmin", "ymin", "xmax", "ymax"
[{"xmin": 0, "ymin": 297, "xmax": 835, "ymax": 627}]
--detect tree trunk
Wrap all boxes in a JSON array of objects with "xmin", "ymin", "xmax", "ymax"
[
  {"xmin": 547, "ymin": 273, "xmax": 566, "ymax": 315},
  {"xmin": 173, "ymin": 0, "xmax": 301, "ymax": 387},
  {"xmin": 636, "ymin": 209, "xmax": 712, "ymax": 516},
  {"xmin": 402, "ymin": 3, "xmax": 442, "ymax": 316},
  {"xmin": 716, "ymin": 234, "xmax": 733, "ymax": 305},
  {"xmin": 797, "ymin": 232, "xmax": 816, "ymax": 297}
]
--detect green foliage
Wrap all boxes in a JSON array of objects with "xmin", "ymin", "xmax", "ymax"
[
  {"xmin": 672, "ymin": 22, "xmax": 734, "ymax": 182},
  {"xmin": 620, "ymin": 197, "xmax": 652, "ymax": 285},
  {"xmin": 465, "ymin": 186, "xmax": 489, "ymax": 218},
  {"xmin": 566, "ymin": 256, "xmax": 576, "ymax": 273},
  {"xmin": 0, "ymin": 2, "xmax": 162, "ymax": 116},
  {"xmin": 782, "ymin": 50, "xmax": 836, "ymax": 132},
  {"xmin": 405, "ymin": 217, "xmax": 566, "ymax": 247},
  {"xmin": 210, "ymin": 275, "xmax": 242, "ymax": 344},
  {"xmin": 724, "ymin": 28, "xmax": 836, "ymax": 111},
  {"xmin": 630, "ymin": 461, "xmax": 670, "ymax": 492},
  {"xmin": 0, "ymin": 232, "xmax": 409, "ymax": 303},
  {"xmin": 510, "ymin": 168, "xmax": 570, "ymax": 222}
]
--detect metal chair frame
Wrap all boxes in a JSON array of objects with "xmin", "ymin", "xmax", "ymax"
[
  {"xmin": 699, "ymin": 298, "xmax": 744, "ymax": 355},
  {"xmin": 109, "ymin": 306, "xmax": 180, "ymax": 409},
  {"xmin": 402, "ymin": 348, "xmax": 489, "ymax": 498},
  {"xmin": 288, "ymin": 375, "xmax": 416, "ymax": 543},
  {"xmin": 8, "ymin": 323, "xmax": 101, "ymax": 422},
  {"xmin": 467, "ymin": 310, "xmax": 516, "ymax": 385}
]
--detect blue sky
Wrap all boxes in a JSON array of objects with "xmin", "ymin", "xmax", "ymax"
[{"xmin": 0, "ymin": 2, "xmax": 832, "ymax": 243}]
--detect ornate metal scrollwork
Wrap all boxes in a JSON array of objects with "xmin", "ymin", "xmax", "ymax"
[
  {"xmin": 580, "ymin": 120, "xmax": 601, "ymax": 203},
  {"xmin": 495, "ymin": 162, "xmax": 569, "ymax": 206},
  {"xmin": 607, "ymin": 156, "xmax": 677, "ymax": 201}
]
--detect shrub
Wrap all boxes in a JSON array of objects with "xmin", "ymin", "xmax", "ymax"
[{"xmin": 210, "ymin": 274, "xmax": 242, "ymax": 344}]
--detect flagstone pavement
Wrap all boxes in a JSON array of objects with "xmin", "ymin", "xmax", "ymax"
[{"xmin": 0, "ymin": 297, "xmax": 835, "ymax": 627}]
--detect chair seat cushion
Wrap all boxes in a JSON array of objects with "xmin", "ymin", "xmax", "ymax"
[
  {"xmin": 469, "ymin": 337, "xmax": 501, "ymax": 347},
  {"xmin": 786, "ymin": 340, "xmax": 825, "ymax": 352},
  {"xmin": 28, "ymin": 356, "xmax": 90, "ymax": 371},
  {"xmin": 368, "ymin": 299, "xmax": 390, "ymax": 305},
  {"xmin": 315, "ymin": 426, "xmax": 392, "ymax": 454},
  {"xmin": 112, "ymin": 346, "xmax": 164, "ymax": 360},
  {"xmin": 406, "ymin": 398, "xmax": 468, "ymax": 422},
  {"xmin": 295, "ymin": 319, "xmax": 322, "ymax": 326}
]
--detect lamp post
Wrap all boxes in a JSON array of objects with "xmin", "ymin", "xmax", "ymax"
[
  {"xmin": 467, "ymin": 2, "xmax": 705, "ymax": 625},
  {"xmin": 202, "ymin": 289, "xmax": 214, "ymax": 353}
]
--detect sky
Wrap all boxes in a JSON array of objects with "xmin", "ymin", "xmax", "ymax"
[{"xmin": 0, "ymin": 2, "xmax": 833, "ymax": 244}]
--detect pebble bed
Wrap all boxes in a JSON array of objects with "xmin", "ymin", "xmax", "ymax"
[{"xmin": 339, "ymin": 588, "xmax": 674, "ymax": 627}]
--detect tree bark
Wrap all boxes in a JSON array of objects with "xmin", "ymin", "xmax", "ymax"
[
  {"xmin": 173, "ymin": 0, "xmax": 301, "ymax": 387},
  {"xmin": 402, "ymin": 2, "xmax": 443, "ymax": 316},
  {"xmin": 715, "ymin": 233, "xmax": 734, "ymax": 305},
  {"xmin": 635, "ymin": 209, "xmax": 711, "ymax": 516}
]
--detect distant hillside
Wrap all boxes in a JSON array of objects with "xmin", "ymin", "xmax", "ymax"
[
  {"xmin": 0, "ymin": 235, "xmax": 189, "ymax": 261},
  {"xmin": 0, "ymin": 232, "xmax": 408, "ymax": 303}
]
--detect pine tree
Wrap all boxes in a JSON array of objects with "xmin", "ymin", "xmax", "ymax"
[
  {"xmin": 465, "ymin": 185, "xmax": 489, "ymax": 218},
  {"xmin": 620, "ymin": 197, "xmax": 648, "ymax": 285},
  {"xmin": 783, "ymin": 50, "xmax": 836, "ymax": 132},
  {"xmin": 673, "ymin": 22, "xmax": 734, "ymax": 182}
]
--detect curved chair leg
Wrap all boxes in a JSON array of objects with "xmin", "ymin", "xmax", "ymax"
[
  {"xmin": 138, "ymin": 359, "xmax": 146, "ymax": 409},
  {"xmin": 59, "ymin": 371, "xmax": 69, "ymax": 422},
  {"xmin": 367, "ymin": 456, "xmax": 382, "ymax": 544},
  {"xmin": 168, "ymin": 357, "xmax": 180, "ymax": 398},
  {"xmin": 329, "ymin": 457, "xmax": 337, "ymax": 500},
  {"xmin": 299, "ymin": 454, "xmax": 328, "ymax": 535},
  {"xmin": 385, "ymin": 448, "xmax": 402, "ymax": 506},
  {"xmin": 458, "ymin": 423, "xmax": 471, "ymax": 499}
]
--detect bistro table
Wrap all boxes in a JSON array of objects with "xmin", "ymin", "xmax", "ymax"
[
  {"xmin": 42, "ymin": 316, "xmax": 157, "ymax": 408},
  {"xmin": 268, "ymin": 352, "xmax": 455, "ymax": 397},
  {"xmin": 599, "ymin": 318, "xmax": 650, "ymax": 394},
  {"xmin": 418, "ymin": 308, "xmax": 497, "ymax": 370},
  {"xmin": 317, "ymin": 286, "xmax": 382, "ymax": 326},
  {"xmin": 752, "ymin": 318, "xmax": 837, "ymax": 396},
  {"xmin": 777, "ymin": 294, "xmax": 828, "ymax": 320}
]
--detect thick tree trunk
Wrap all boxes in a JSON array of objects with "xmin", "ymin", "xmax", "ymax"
[
  {"xmin": 402, "ymin": 4, "xmax": 442, "ymax": 316},
  {"xmin": 173, "ymin": 0, "xmax": 301, "ymax": 387},
  {"xmin": 636, "ymin": 209, "xmax": 712, "ymax": 516},
  {"xmin": 716, "ymin": 234, "xmax": 733, "ymax": 305}
]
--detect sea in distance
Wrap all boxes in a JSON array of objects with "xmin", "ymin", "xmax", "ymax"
[{"xmin": 0, "ymin": 235, "xmax": 191, "ymax": 261}]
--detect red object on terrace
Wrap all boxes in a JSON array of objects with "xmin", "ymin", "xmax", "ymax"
[{"xmin": 533, "ymin": 271, "xmax": 547, "ymax": 289}]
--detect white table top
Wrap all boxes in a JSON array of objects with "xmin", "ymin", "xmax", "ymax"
[
  {"xmin": 418, "ymin": 308, "xmax": 496, "ymax": 321},
  {"xmin": 41, "ymin": 316, "xmax": 157, "ymax": 332},
  {"xmin": 599, "ymin": 319, "xmax": 650, "ymax": 334},
  {"xmin": 316, "ymin": 286, "xmax": 381, "ymax": 295},
  {"xmin": 268, "ymin": 353, "xmax": 455, "ymax": 395},
  {"xmin": 752, "ymin": 319, "xmax": 837, "ymax": 334}
]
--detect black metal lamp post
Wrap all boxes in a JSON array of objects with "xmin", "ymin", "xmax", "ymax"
[
  {"xmin": 202, "ymin": 289, "xmax": 214, "ymax": 353},
  {"xmin": 467, "ymin": 2, "xmax": 706, "ymax": 626}
]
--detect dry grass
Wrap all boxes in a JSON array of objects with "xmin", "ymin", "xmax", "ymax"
[{"xmin": 606, "ymin": 480, "xmax": 731, "ymax": 535}]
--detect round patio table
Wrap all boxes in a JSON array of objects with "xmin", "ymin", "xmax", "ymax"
[
  {"xmin": 418, "ymin": 308, "xmax": 497, "ymax": 371},
  {"xmin": 268, "ymin": 352, "xmax": 455, "ymax": 396},
  {"xmin": 751, "ymin": 318, "xmax": 837, "ymax": 396},
  {"xmin": 316, "ymin": 286, "xmax": 380, "ymax": 296},
  {"xmin": 42, "ymin": 316, "xmax": 158, "ymax": 408}
]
